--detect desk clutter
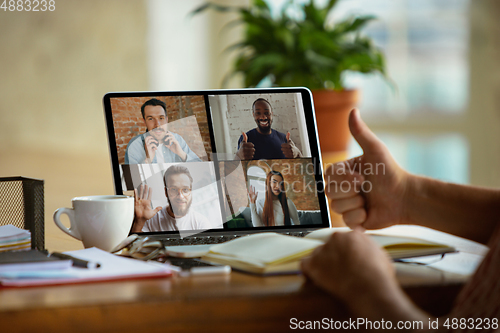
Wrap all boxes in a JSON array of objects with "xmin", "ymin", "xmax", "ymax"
[
  {"xmin": 0, "ymin": 247, "xmax": 172, "ymax": 288},
  {"xmin": 0, "ymin": 224, "xmax": 457, "ymax": 286},
  {"xmin": 112, "ymin": 228, "xmax": 456, "ymax": 275},
  {"xmin": 0, "ymin": 225, "xmax": 171, "ymax": 288}
]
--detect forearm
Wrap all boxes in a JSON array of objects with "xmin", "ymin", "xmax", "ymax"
[
  {"xmin": 249, "ymin": 203, "xmax": 263, "ymax": 227},
  {"xmin": 131, "ymin": 217, "xmax": 147, "ymax": 233},
  {"xmin": 404, "ymin": 175, "xmax": 500, "ymax": 244},
  {"xmin": 347, "ymin": 276, "xmax": 430, "ymax": 330},
  {"xmin": 178, "ymin": 150, "xmax": 187, "ymax": 161}
]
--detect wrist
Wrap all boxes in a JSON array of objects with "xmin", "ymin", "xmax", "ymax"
[
  {"xmin": 401, "ymin": 171, "xmax": 422, "ymax": 225},
  {"xmin": 131, "ymin": 217, "xmax": 147, "ymax": 233},
  {"xmin": 179, "ymin": 151, "xmax": 187, "ymax": 161},
  {"xmin": 346, "ymin": 276, "xmax": 426, "ymax": 323},
  {"xmin": 403, "ymin": 173, "xmax": 439, "ymax": 226}
]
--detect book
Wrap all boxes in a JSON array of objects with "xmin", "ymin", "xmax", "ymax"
[
  {"xmin": 0, "ymin": 225, "xmax": 31, "ymax": 252},
  {"xmin": 0, "ymin": 249, "xmax": 72, "ymax": 273},
  {"xmin": 201, "ymin": 228, "xmax": 456, "ymax": 275},
  {"xmin": 306, "ymin": 228, "xmax": 457, "ymax": 260},
  {"xmin": 0, "ymin": 247, "xmax": 172, "ymax": 288}
]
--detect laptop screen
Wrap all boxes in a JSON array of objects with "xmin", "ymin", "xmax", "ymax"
[{"xmin": 103, "ymin": 88, "xmax": 330, "ymax": 237}]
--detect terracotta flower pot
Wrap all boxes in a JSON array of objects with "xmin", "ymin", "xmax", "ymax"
[
  {"xmin": 312, "ymin": 89, "xmax": 360, "ymax": 162},
  {"xmin": 312, "ymin": 89, "xmax": 360, "ymax": 227}
]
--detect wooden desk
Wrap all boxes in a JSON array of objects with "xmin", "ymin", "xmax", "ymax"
[
  {"xmin": 0, "ymin": 226, "xmax": 487, "ymax": 333},
  {"xmin": 0, "ymin": 270, "xmax": 465, "ymax": 333}
]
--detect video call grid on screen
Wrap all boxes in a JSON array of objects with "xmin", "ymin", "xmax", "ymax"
[{"xmin": 103, "ymin": 88, "xmax": 330, "ymax": 235}]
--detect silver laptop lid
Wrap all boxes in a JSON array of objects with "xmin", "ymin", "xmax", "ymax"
[{"xmin": 103, "ymin": 88, "xmax": 331, "ymax": 238}]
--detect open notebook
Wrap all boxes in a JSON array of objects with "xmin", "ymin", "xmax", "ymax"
[
  {"xmin": 201, "ymin": 229, "xmax": 456, "ymax": 275},
  {"xmin": 103, "ymin": 88, "xmax": 331, "ymax": 245}
]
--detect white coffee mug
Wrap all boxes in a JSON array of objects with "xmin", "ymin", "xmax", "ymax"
[{"xmin": 53, "ymin": 195, "xmax": 134, "ymax": 251}]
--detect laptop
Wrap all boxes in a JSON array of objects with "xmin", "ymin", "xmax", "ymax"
[{"xmin": 102, "ymin": 88, "xmax": 331, "ymax": 250}]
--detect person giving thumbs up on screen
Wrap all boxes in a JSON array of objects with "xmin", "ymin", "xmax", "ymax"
[{"xmin": 236, "ymin": 98, "xmax": 302, "ymax": 160}]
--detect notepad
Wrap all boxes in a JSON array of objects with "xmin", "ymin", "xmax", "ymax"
[
  {"xmin": 0, "ymin": 225, "xmax": 31, "ymax": 252},
  {"xmin": 0, "ymin": 250, "xmax": 72, "ymax": 273},
  {"xmin": 0, "ymin": 247, "xmax": 172, "ymax": 287},
  {"xmin": 306, "ymin": 228, "xmax": 457, "ymax": 260},
  {"xmin": 201, "ymin": 229, "xmax": 456, "ymax": 275}
]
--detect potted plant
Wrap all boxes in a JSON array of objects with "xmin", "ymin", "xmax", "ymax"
[{"xmin": 193, "ymin": 0, "xmax": 388, "ymax": 160}]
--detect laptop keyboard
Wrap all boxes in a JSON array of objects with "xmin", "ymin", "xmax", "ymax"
[{"xmin": 159, "ymin": 231, "xmax": 309, "ymax": 246}]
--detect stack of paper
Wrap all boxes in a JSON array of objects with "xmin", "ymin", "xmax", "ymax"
[
  {"xmin": 0, "ymin": 225, "xmax": 31, "ymax": 252},
  {"xmin": 0, "ymin": 247, "xmax": 172, "ymax": 288}
]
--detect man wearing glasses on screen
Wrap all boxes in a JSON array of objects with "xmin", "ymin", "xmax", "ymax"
[{"xmin": 131, "ymin": 165, "xmax": 211, "ymax": 232}]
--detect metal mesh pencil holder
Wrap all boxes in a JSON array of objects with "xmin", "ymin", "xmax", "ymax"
[{"xmin": 0, "ymin": 177, "xmax": 45, "ymax": 250}]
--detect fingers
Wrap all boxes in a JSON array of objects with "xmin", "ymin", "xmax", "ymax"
[
  {"xmin": 300, "ymin": 244, "xmax": 325, "ymax": 280},
  {"xmin": 330, "ymin": 195, "xmax": 365, "ymax": 214},
  {"xmin": 139, "ymin": 184, "xmax": 146, "ymax": 199},
  {"xmin": 238, "ymin": 142, "xmax": 255, "ymax": 160},
  {"xmin": 342, "ymin": 208, "xmax": 367, "ymax": 228},
  {"xmin": 144, "ymin": 137, "xmax": 158, "ymax": 158},
  {"xmin": 145, "ymin": 135, "xmax": 159, "ymax": 147},
  {"xmin": 324, "ymin": 168, "xmax": 364, "ymax": 200},
  {"xmin": 242, "ymin": 132, "xmax": 248, "ymax": 143},
  {"xmin": 136, "ymin": 184, "xmax": 152, "ymax": 200},
  {"xmin": 349, "ymin": 108, "xmax": 384, "ymax": 154},
  {"xmin": 281, "ymin": 142, "xmax": 294, "ymax": 158},
  {"xmin": 162, "ymin": 132, "xmax": 179, "ymax": 150},
  {"xmin": 286, "ymin": 132, "xmax": 290, "ymax": 142},
  {"xmin": 134, "ymin": 189, "xmax": 139, "ymax": 204}
]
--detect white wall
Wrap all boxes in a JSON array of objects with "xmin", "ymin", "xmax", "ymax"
[{"xmin": 147, "ymin": 0, "xmax": 246, "ymax": 90}]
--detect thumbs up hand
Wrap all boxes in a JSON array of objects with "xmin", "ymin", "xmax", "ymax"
[
  {"xmin": 325, "ymin": 109, "xmax": 410, "ymax": 230},
  {"xmin": 281, "ymin": 132, "xmax": 303, "ymax": 158},
  {"xmin": 236, "ymin": 132, "xmax": 255, "ymax": 160}
]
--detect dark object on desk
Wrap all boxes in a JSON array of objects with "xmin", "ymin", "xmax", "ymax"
[
  {"xmin": 51, "ymin": 252, "xmax": 101, "ymax": 269},
  {"xmin": 167, "ymin": 257, "xmax": 231, "ymax": 276},
  {"xmin": 0, "ymin": 177, "xmax": 44, "ymax": 250},
  {"xmin": 0, "ymin": 249, "xmax": 71, "ymax": 272}
]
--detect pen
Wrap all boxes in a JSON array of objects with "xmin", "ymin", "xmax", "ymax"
[{"xmin": 50, "ymin": 252, "xmax": 101, "ymax": 269}]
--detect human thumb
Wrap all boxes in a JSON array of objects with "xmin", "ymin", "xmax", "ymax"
[
  {"xmin": 349, "ymin": 108, "xmax": 383, "ymax": 153},
  {"xmin": 242, "ymin": 132, "xmax": 248, "ymax": 143},
  {"xmin": 286, "ymin": 132, "xmax": 290, "ymax": 142}
]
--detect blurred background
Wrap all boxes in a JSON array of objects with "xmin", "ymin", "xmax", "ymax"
[{"xmin": 1, "ymin": 0, "xmax": 499, "ymax": 250}]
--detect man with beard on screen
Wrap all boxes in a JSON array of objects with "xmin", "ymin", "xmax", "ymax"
[
  {"xmin": 131, "ymin": 165, "xmax": 212, "ymax": 232},
  {"xmin": 125, "ymin": 98, "xmax": 201, "ymax": 164},
  {"xmin": 236, "ymin": 98, "xmax": 302, "ymax": 160}
]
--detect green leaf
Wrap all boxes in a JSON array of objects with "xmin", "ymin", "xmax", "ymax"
[
  {"xmin": 190, "ymin": 0, "xmax": 392, "ymax": 90},
  {"xmin": 190, "ymin": 2, "xmax": 243, "ymax": 16}
]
